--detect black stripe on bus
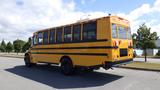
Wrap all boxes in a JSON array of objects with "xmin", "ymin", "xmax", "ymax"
[
  {"xmin": 31, "ymin": 52, "xmax": 108, "ymax": 56},
  {"xmin": 34, "ymin": 39, "xmax": 108, "ymax": 45},
  {"xmin": 31, "ymin": 46, "xmax": 118, "ymax": 50}
]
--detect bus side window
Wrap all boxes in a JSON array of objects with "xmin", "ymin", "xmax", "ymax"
[
  {"xmin": 73, "ymin": 24, "xmax": 81, "ymax": 42},
  {"xmin": 83, "ymin": 21, "xmax": 97, "ymax": 41},
  {"xmin": 56, "ymin": 27, "xmax": 63, "ymax": 43},
  {"xmin": 64, "ymin": 26, "xmax": 72, "ymax": 42},
  {"xmin": 50, "ymin": 29, "xmax": 55, "ymax": 44},
  {"xmin": 33, "ymin": 35, "xmax": 37, "ymax": 45},
  {"xmin": 38, "ymin": 32, "xmax": 43, "ymax": 45},
  {"xmin": 43, "ymin": 31, "xmax": 48, "ymax": 44}
]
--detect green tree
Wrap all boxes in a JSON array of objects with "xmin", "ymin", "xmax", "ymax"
[
  {"xmin": 22, "ymin": 38, "xmax": 31, "ymax": 52},
  {"xmin": 6, "ymin": 42, "xmax": 13, "ymax": 53},
  {"xmin": 132, "ymin": 33, "xmax": 137, "ymax": 49},
  {"xmin": 0, "ymin": 45, "xmax": 3, "ymax": 52},
  {"xmin": 0, "ymin": 45, "xmax": 5, "ymax": 52},
  {"xmin": 13, "ymin": 39, "xmax": 26, "ymax": 54},
  {"xmin": 0, "ymin": 40, "xmax": 6, "ymax": 52},
  {"xmin": 133, "ymin": 23, "xmax": 159, "ymax": 62}
]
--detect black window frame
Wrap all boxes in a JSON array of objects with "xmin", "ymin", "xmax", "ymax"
[
  {"xmin": 83, "ymin": 21, "xmax": 97, "ymax": 41},
  {"xmin": 73, "ymin": 24, "xmax": 81, "ymax": 42},
  {"xmin": 43, "ymin": 31, "xmax": 49, "ymax": 44},
  {"xmin": 56, "ymin": 27, "xmax": 63, "ymax": 43},
  {"xmin": 64, "ymin": 26, "xmax": 72, "ymax": 42},
  {"xmin": 49, "ymin": 29, "xmax": 55, "ymax": 44}
]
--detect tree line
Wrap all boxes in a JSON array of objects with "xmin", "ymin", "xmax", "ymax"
[{"xmin": 0, "ymin": 39, "xmax": 31, "ymax": 54}]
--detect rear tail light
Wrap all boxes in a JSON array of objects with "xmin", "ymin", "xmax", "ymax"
[
  {"xmin": 113, "ymin": 41, "xmax": 119, "ymax": 46},
  {"xmin": 116, "ymin": 41, "xmax": 119, "ymax": 46}
]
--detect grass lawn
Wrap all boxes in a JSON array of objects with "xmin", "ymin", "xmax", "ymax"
[{"xmin": 122, "ymin": 61, "xmax": 160, "ymax": 71}]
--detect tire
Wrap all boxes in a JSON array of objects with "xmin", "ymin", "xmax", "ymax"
[
  {"xmin": 60, "ymin": 58, "xmax": 74, "ymax": 75},
  {"xmin": 24, "ymin": 55, "xmax": 35, "ymax": 67}
]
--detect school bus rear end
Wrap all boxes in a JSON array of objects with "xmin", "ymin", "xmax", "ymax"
[{"xmin": 105, "ymin": 16, "xmax": 133, "ymax": 68}]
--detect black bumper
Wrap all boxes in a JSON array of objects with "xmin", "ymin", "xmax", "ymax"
[{"xmin": 104, "ymin": 59, "xmax": 133, "ymax": 69}]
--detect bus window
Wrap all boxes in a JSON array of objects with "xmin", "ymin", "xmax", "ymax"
[
  {"xmin": 118, "ymin": 26, "xmax": 127, "ymax": 39},
  {"xmin": 112, "ymin": 23, "xmax": 118, "ymax": 38},
  {"xmin": 43, "ymin": 31, "xmax": 48, "ymax": 44},
  {"xmin": 83, "ymin": 21, "xmax": 97, "ymax": 40},
  {"xmin": 33, "ymin": 35, "xmax": 37, "ymax": 45},
  {"xmin": 73, "ymin": 24, "xmax": 81, "ymax": 41},
  {"xmin": 50, "ymin": 29, "xmax": 55, "ymax": 44},
  {"xmin": 64, "ymin": 26, "xmax": 72, "ymax": 42},
  {"xmin": 38, "ymin": 32, "xmax": 43, "ymax": 45},
  {"xmin": 56, "ymin": 27, "xmax": 63, "ymax": 43}
]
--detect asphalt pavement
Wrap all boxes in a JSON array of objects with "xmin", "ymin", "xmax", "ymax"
[{"xmin": 0, "ymin": 57, "xmax": 160, "ymax": 90}]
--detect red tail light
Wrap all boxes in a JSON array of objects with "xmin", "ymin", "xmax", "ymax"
[{"xmin": 114, "ymin": 41, "xmax": 119, "ymax": 46}]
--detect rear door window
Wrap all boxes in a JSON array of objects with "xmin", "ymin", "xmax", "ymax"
[
  {"xmin": 118, "ymin": 26, "xmax": 127, "ymax": 39},
  {"xmin": 112, "ymin": 23, "xmax": 117, "ymax": 38}
]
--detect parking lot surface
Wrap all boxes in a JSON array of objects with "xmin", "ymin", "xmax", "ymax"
[{"xmin": 0, "ymin": 57, "xmax": 160, "ymax": 90}]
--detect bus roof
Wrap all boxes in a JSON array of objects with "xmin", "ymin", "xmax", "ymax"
[{"xmin": 34, "ymin": 15, "xmax": 129, "ymax": 34}]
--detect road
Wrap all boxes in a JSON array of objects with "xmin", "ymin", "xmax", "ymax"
[{"xmin": 0, "ymin": 57, "xmax": 160, "ymax": 90}]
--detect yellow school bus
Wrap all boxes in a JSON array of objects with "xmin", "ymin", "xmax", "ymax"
[{"xmin": 24, "ymin": 15, "xmax": 133, "ymax": 75}]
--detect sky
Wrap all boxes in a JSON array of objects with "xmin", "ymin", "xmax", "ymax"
[{"xmin": 0, "ymin": 0, "xmax": 160, "ymax": 42}]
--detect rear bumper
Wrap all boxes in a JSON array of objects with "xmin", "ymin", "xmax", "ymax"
[
  {"xmin": 103, "ymin": 59, "xmax": 133, "ymax": 69},
  {"xmin": 75, "ymin": 59, "xmax": 133, "ymax": 70}
]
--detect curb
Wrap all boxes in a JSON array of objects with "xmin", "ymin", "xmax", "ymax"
[
  {"xmin": 116, "ymin": 66, "xmax": 160, "ymax": 72},
  {"xmin": 0, "ymin": 55, "xmax": 24, "ymax": 59}
]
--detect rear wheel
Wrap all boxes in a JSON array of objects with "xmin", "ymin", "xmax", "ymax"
[
  {"xmin": 60, "ymin": 58, "xmax": 74, "ymax": 75},
  {"xmin": 24, "ymin": 55, "xmax": 35, "ymax": 67}
]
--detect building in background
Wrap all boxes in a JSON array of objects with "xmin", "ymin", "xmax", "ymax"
[{"xmin": 134, "ymin": 39, "xmax": 160, "ymax": 56}]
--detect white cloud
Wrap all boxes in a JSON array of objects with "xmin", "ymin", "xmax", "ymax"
[
  {"xmin": 80, "ymin": 0, "xmax": 96, "ymax": 5},
  {"xmin": 0, "ymin": 0, "xmax": 160, "ymax": 42},
  {"xmin": 0, "ymin": 0, "xmax": 78, "ymax": 41},
  {"xmin": 81, "ymin": 0, "xmax": 85, "ymax": 5},
  {"xmin": 154, "ymin": 0, "xmax": 160, "ymax": 11},
  {"xmin": 0, "ymin": 0, "xmax": 106, "ymax": 42},
  {"xmin": 118, "ymin": 0, "xmax": 160, "ymax": 35}
]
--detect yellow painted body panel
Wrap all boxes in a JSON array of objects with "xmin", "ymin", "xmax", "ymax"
[{"xmin": 29, "ymin": 16, "xmax": 133, "ymax": 67}]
